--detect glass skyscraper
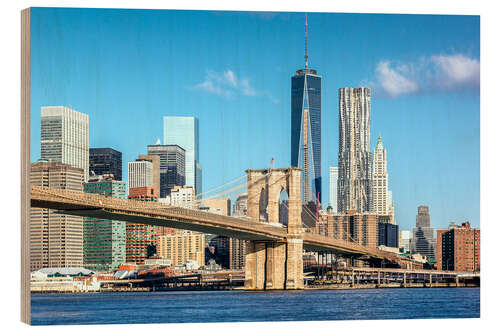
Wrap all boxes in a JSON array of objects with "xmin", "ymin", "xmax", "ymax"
[
  {"xmin": 147, "ymin": 144, "xmax": 186, "ymax": 198},
  {"xmin": 41, "ymin": 106, "xmax": 89, "ymax": 181},
  {"xmin": 89, "ymin": 147, "xmax": 122, "ymax": 181},
  {"xmin": 83, "ymin": 175, "xmax": 127, "ymax": 271},
  {"xmin": 163, "ymin": 116, "xmax": 202, "ymax": 196},
  {"xmin": 291, "ymin": 17, "xmax": 322, "ymax": 204}
]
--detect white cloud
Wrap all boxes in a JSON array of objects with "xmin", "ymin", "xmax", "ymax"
[
  {"xmin": 264, "ymin": 91, "xmax": 280, "ymax": 104},
  {"xmin": 223, "ymin": 70, "xmax": 238, "ymax": 87},
  {"xmin": 431, "ymin": 54, "xmax": 480, "ymax": 89},
  {"xmin": 240, "ymin": 79, "xmax": 257, "ymax": 96},
  {"xmin": 370, "ymin": 54, "xmax": 479, "ymax": 98},
  {"xmin": 376, "ymin": 61, "xmax": 419, "ymax": 97},
  {"xmin": 194, "ymin": 79, "xmax": 231, "ymax": 98},
  {"xmin": 192, "ymin": 69, "xmax": 277, "ymax": 103}
]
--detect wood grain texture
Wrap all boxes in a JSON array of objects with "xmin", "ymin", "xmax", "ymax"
[{"xmin": 21, "ymin": 7, "xmax": 31, "ymax": 325}]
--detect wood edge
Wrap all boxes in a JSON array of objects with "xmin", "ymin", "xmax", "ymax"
[{"xmin": 21, "ymin": 7, "xmax": 31, "ymax": 325}]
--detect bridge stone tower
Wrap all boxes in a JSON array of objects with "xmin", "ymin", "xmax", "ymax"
[{"xmin": 244, "ymin": 167, "xmax": 304, "ymax": 290}]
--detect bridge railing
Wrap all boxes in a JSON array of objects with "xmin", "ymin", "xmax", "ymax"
[
  {"xmin": 31, "ymin": 186, "xmax": 285, "ymax": 236},
  {"xmin": 303, "ymin": 224, "xmax": 400, "ymax": 261},
  {"xmin": 31, "ymin": 186, "xmax": 399, "ymax": 260}
]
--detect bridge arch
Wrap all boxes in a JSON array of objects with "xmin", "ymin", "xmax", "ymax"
[
  {"xmin": 245, "ymin": 167, "xmax": 304, "ymax": 290},
  {"xmin": 278, "ymin": 188, "xmax": 289, "ymax": 226},
  {"xmin": 259, "ymin": 187, "xmax": 268, "ymax": 222},
  {"xmin": 246, "ymin": 167, "xmax": 302, "ymax": 230}
]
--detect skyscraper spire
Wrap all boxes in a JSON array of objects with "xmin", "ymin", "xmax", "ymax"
[
  {"xmin": 291, "ymin": 13, "xmax": 322, "ymax": 205},
  {"xmin": 304, "ymin": 14, "xmax": 308, "ymax": 69},
  {"xmin": 376, "ymin": 134, "xmax": 383, "ymax": 150}
]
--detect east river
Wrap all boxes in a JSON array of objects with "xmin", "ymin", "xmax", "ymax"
[{"xmin": 31, "ymin": 287, "xmax": 480, "ymax": 325}]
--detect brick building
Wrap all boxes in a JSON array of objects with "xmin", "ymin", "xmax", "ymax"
[
  {"xmin": 126, "ymin": 186, "xmax": 174, "ymax": 264},
  {"xmin": 137, "ymin": 154, "xmax": 160, "ymax": 196},
  {"xmin": 436, "ymin": 222, "xmax": 480, "ymax": 272},
  {"xmin": 317, "ymin": 210, "xmax": 378, "ymax": 249}
]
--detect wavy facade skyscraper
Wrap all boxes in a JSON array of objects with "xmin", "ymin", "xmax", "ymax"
[
  {"xmin": 291, "ymin": 15, "xmax": 322, "ymax": 204},
  {"xmin": 338, "ymin": 87, "xmax": 373, "ymax": 213}
]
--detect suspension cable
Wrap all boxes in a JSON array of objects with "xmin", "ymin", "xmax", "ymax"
[
  {"xmin": 193, "ymin": 171, "xmax": 271, "ymax": 204},
  {"xmin": 195, "ymin": 174, "xmax": 247, "ymax": 199}
]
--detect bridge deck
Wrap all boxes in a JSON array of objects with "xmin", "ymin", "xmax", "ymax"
[
  {"xmin": 31, "ymin": 186, "xmax": 286, "ymax": 241},
  {"xmin": 31, "ymin": 186, "xmax": 398, "ymax": 261}
]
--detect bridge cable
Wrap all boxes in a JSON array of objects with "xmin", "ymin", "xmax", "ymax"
[{"xmin": 192, "ymin": 171, "xmax": 272, "ymax": 205}]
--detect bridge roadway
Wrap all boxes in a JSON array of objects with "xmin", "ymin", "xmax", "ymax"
[{"xmin": 30, "ymin": 186, "xmax": 398, "ymax": 262}]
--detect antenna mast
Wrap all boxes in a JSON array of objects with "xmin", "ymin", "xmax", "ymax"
[{"xmin": 305, "ymin": 14, "xmax": 308, "ymax": 69}]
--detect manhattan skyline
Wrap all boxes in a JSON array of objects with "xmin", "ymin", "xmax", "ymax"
[{"xmin": 29, "ymin": 8, "xmax": 480, "ymax": 232}]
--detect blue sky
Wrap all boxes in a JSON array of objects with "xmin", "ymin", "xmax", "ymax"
[{"xmin": 29, "ymin": 8, "xmax": 480, "ymax": 231}]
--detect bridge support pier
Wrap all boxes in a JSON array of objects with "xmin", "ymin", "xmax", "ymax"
[
  {"xmin": 244, "ymin": 167, "xmax": 304, "ymax": 291},
  {"xmin": 244, "ymin": 238, "xmax": 303, "ymax": 290}
]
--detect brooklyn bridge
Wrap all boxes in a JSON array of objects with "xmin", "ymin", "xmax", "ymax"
[{"xmin": 32, "ymin": 167, "xmax": 420, "ymax": 291}]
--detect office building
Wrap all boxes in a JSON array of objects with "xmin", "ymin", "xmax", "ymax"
[
  {"xmin": 291, "ymin": 16, "xmax": 322, "ymax": 204},
  {"xmin": 126, "ymin": 186, "xmax": 158, "ymax": 264},
  {"xmin": 89, "ymin": 148, "xmax": 122, "ymax": 181},
  {"xmin": 203, "ymin": 198, "xmax": 245, "ymax": 269},
  {"xmin": 126, "ymin": 186, "xmax": 174, "ymax": 264},
  {"xmin": 316, "ymin": 211, "xmax": 378, "ymax": 249},
  {"xmin": 233, "ymin": 193, "xmax": 248, "ymax": 217},
  {"xmin": 147, "ymin": 144, "xmax": 186, "ymax": 198},
  {"xmin": 137, "ymin": 154, "xmax": 160, "ymax": 195},
  {"xmin": 372, "ymin": 135, "xmax": 390, "ymax": 216},
  {"xmin": 436, "ymin": 222, "xmax": 480, "ymax": 272},
  {"xmin": 208, "ymin": 236, "xmax": 231, "ymax": 269},
  {"xmin": 30, "ymin": 161, "xmax": 84, "ymax": 271},
  {"xmin": 203, "ymin": 198, "xmax": 231, "ymax": 266},
  {"xmin": 329, "ymin": 167, "xmax": 338, "ymax": 212},
  {"xmin": 126, "ymin": 187, "xmax": 158, "ymax": 264},
  {"xmin": 378, "ymin": 221, "xmax": 399, "ymax": 248},
  {"xmin": 204, "ymin": 198, "xmax": 231, "ymax": 216},
  {"xmin": 41, "ymin": 106, "xmax": 89, "ymax": 181},
  {"xmin": 128, "ymin": 186, "xmax": 157, "ymax": 201},
  {"xmin": 128, "ymin": 159, "xmax": 153, "ymax": 189},
  {"xmin": 411, "ymin": 206, "xmax": 435, "ymax": 260},
  {"xmin": 387, "ymin": 191, "xmax": 395, "ymax": 224},
  {"xmin": 230, "ymin": 238, "xmax": 246, "ymax": 270},
  {"xmin": 158, "ymin": 231, "xmax": 206, "ymax": 267},
  {"xmin": 83, "ymin": 174, "xmax": 126, "ymax": 271},
  {"xmin": 168, "ymin": 185, "xmax": 196, "ymax": 209},
  {"xmin": 163, "ymin": 117, "xmax": 202, "ymax": 196},
  {"xmin": 338, "ymin": 88, "xmax": 373, "ymax": 213},
  {"xmin": 400, "ymin": 230, "xmax": 412, "ymax": 253}
]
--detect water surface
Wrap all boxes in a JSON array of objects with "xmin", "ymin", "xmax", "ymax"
[{"xmin": 31, "ymin": 287, "xmax": 480, "ymax": 325}]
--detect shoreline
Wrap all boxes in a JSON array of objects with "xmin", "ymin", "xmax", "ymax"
[{"xmin": 30, "ymin": 283, "xmax": 479, "ymax": 294}]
